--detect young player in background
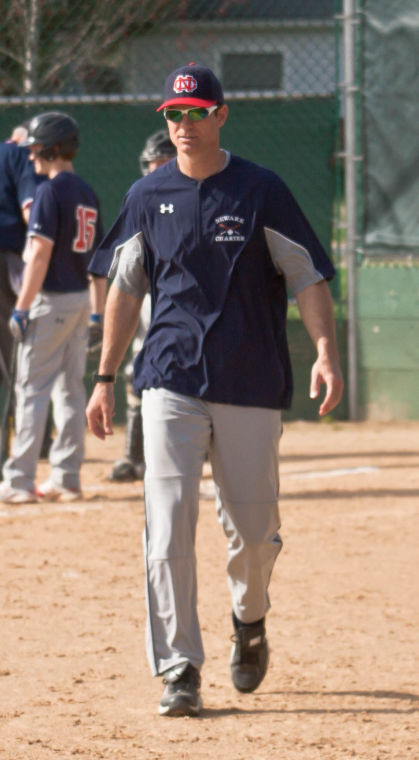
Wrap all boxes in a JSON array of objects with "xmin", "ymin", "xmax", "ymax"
[{"xmin": 0, "ymin": 112, "xmax": 106, "ymax": 504}]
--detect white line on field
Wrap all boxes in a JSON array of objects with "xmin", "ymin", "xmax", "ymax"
[
  {"xmin": 0, "ymin": 501, "xmax": 116, "ymax": 518},
  {"xmin": 282, "ymin": 466, "xmax": 380, "ymax": 480},
  {"xmin": 198, "ymin": 466, "xmax": 380, "ymax": 499},
  {"xmin": 0, "ymin": 466, "xmax": 380, "ymax": 518}
]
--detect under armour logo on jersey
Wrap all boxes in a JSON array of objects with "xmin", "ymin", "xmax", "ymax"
[
  {"xmin": 160, "ymin": 203, "xmax": 174, "ymax": 214},
  {"xmin": 173, "ymin": 75, "xmax": 197, "ymax": 94}
]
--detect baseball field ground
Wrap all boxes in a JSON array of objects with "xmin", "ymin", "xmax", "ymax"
[{"xmin": 1, "ymin": 420, "xmax": 417, "ymax": 759}]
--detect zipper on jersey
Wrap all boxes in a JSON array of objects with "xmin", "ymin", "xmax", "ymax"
[{"xmin": 195, "ymin": 180, "xmax": 203, "ymax": 245}]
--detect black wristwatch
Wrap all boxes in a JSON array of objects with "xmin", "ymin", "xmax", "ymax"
[{"xmin": 92, "ymin": 371, "xmax": 116, "ymax": 384}]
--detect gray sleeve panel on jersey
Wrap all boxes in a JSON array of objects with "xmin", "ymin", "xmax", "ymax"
[
  {"xmin": 110, "ymin": 231, "xmax": 149, "ymax": 301},
  {"xmin": 264, "ymin": 226, "xmax": 325, "ymax": 295}
]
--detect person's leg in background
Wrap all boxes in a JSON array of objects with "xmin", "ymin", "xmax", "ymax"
[
  {"xmin": 0, "ymin": 256, "xmax": 18, "ymax": 470},
  {"xmin": 1, "ymin": 291, "xmax": 89, "ymax": 503},
  {"xmin": 42, "ymin": 293, "xmax": 90, "ymax": 498},
  {"xmin": 0, "ymin": 255, "xmax": 54, "ymax": 471},
  {"xmin": 108, "ymin": 357, "xmax": 145, "ymax": 481},
  {"xmin": 1, "ymin": 309, "xmax": 64, "ymax": 499},
  {"xmin": 0, "ymin": 256, "xmax": 17, "ymax": 393},
  {"xmin": 108, "ymin": 295, "xmax": 151, "ymax": 482}
]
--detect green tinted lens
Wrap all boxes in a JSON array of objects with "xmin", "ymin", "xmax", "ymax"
[
  {"xmin": 165, "ymin": 109, "xmax": 183, "ymax": 122},
  {"xmin": 186, "ymin": 108, "xmax": 208, "ymax": 121}
]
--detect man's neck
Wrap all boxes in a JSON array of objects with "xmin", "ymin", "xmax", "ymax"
[{"xmin": 177, "ymin": 148, "xmax": 227, "ymax": 182}]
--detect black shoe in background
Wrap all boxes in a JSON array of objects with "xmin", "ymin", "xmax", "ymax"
[{"xmin": 107, "ymin": 457, "xmax": 145, "ymax": 482}]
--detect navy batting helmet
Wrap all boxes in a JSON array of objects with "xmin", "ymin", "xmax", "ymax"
[
  {"xmin": 22, "ymin": 111, "xmax": 79, "ymax": 160},
  {"xmin": 139, "ymin": 129, "xmax": 176, "ymax": 175}
]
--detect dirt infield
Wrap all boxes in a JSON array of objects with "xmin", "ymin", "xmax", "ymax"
[{"xmin": 1, "ymin": 420, "xmax": 418, "ymax": 759}]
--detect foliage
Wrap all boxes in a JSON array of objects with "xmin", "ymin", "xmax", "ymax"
[{"xmin": 0, "ymin": 0, "xmax": 178, "ymax": 95}]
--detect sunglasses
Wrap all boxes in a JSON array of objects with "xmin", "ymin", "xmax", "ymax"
[{"xmin": 163, "ymin": 105, "xmax": 219, "ymax": 123}]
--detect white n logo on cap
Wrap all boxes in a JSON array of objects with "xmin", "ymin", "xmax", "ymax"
[{"xmin": 173, "ymin": 75, "xmax": 197, "ymax": 93}]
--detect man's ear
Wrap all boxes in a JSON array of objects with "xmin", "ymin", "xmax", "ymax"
[{"xmin": 217, "ymin": 104, "xmax": 229, "ymax": 127}]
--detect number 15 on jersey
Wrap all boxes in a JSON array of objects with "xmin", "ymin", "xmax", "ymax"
[{"xmin": 73, "ymin": 205, "xmax": 98, "ymax": 253}]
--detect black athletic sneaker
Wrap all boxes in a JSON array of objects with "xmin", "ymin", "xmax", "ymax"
[
  {"xmin": 230, "ymin": 617, "xmax": 269, "ymax": 693},
  {"xmin": 107, "ymin": 458, "xmax": 145, "ymax": 482},
  {"xmin": 158, "ymin": 663, "xmax": 202, "ymax": 717}
]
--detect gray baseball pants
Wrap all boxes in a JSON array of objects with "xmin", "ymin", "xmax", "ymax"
[
  {"xmin": 141, "ymin": 388, "xmax": 283, "ymax": 676},
  {"xmin": 0, "ymin": 254, "xmax": 20, "ymax": 390},
  {"xmin": 3, "ymin": 290, "xmax": 90, "ymax": 491}
]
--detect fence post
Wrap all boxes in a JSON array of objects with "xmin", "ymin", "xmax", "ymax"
[{"xmin": 343, "ymin": 0, "xmax": 359, "ymax": 420}]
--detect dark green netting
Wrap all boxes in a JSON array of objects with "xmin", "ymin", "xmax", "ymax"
[{"xmin": 362, "ymin": 0, "xmax": 419, "ymax": 255}]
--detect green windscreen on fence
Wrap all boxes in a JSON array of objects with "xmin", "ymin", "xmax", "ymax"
[
  {"xmin": 0, "ymin": 96, "xmax": 336, "ymax": 254},
  {"xmin": 362, "ymin": 0, "xmax": 419, "ymax": 256}
]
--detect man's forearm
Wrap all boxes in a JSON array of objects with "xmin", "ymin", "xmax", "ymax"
[
  {"xmin": 15, "ymin": 243, "xmax": 51, "ymax": 310},
  {"xmin": 98, "ymin": 283, "xmax": 142, "ymax": 374},
  {"xmin": 296, "ymin": 280, "xmax": 339, "ymax": 361},
  {"xmin": 296, "ymin": 280, "xmax": 344, "ymax": 415},
  {"xmin": 89, "ymin": 275, "xmax": 107, "ymax": 314}
]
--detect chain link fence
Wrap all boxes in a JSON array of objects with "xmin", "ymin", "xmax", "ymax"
[
  {"xmin": 1, "ymin": 1, "xmax": 341, "ymax": 248},
  {"xmin": 359, "ymin": 0, "xmax": 419, "ymax": 261},
  {"xmin": 1, "ymin": 0, "xmax": 346, "ymax": 419},
  {"xmin": 341, "ymin": 0, "xmax": 419, "ymax": 420}
]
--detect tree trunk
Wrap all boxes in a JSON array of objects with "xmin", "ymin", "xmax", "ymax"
[{"xmin": 23, "ymin": 0, "xmax": 39, "ymax": 94}]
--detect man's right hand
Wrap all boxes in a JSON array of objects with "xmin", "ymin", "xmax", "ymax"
[{"xmin": 86, "ymin": 383, "xmax": 115, "ymax": 440}]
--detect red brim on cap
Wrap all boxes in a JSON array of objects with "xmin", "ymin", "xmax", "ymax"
[{"xmin": 156, "ymin": 97, "xmax": 218, "ymax": 112}]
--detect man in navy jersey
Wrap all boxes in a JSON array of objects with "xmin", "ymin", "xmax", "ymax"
[
  {"xmin": 0, "ymin": 129, "xmax": 41, "ymax": 396},
  {"xmin": 0, "ymin": 112, "xmax": 106, "ymax": 504},
  {"xmin": 86, "ymin": 63, "xmax": 344, "ymax": 717}
]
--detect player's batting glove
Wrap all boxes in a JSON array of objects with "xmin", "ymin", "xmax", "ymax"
[
  {"xmin": 87, "ymin": 313, "xmax": 103, "ymax": 355},
  {"xmin": 9, "ymin": 309, "xmax": 30, "ymax": 341}
]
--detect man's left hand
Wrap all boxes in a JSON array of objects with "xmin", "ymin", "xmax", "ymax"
[{"xmin": 310, "ymin": 355, "xmax": 344, "ymax": 416}]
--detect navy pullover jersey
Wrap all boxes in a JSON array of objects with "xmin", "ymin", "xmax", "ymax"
[
  {"xmin": 29, "ymin": 171, "xmax": 103, "ymax": 292},
  {"xmin": 89, "ymin": 155, "xmax": 335, "ymax": 410},
  {"xmin": 0, "ymin": 141, "xmax": 42, "ymax": 254}
]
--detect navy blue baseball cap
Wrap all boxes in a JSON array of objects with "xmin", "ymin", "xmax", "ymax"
[{"xmin": 157, "ymin": 63, "xmax": 224, "ymax": 111}]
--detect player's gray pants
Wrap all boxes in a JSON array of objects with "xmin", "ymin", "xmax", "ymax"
[
  {"xmin": 0, "ymin": 254, "xmax": 19, "ymax": 389},
  {"xmin": 3, "ymin": 290, "xmax": 90, "ymax": 491},
  {"xmin": 141, "ymin": 388, "xmax": 283, "ymax": 676}
]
